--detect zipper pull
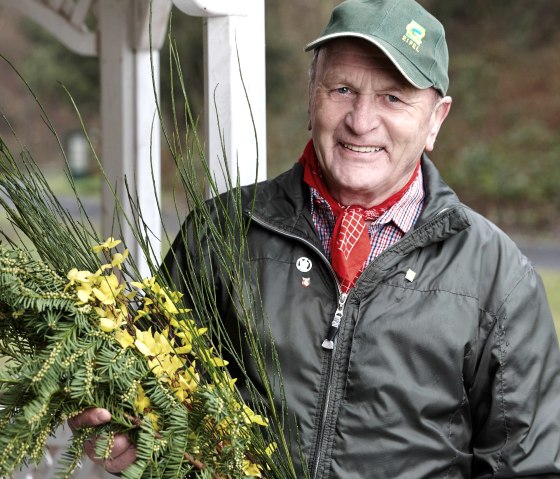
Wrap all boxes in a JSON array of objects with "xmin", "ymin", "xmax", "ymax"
[{"xmin": 322, "ymin": 292, "xmax": 348, "ymax": 350}]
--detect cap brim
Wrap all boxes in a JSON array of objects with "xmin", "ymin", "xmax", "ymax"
[{"xmin": 305, "ymin": 32, "xmax": 433, "ymax": 91}]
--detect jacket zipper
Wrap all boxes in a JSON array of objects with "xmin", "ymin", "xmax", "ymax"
[
  {"xmin": 321, "ymin": 292, "xmax": 348, "ymax": 350},
  {"xmin": 247, "ymin": 212, "xmax": 343, "ymax": 479},
  {"xmin": 247, "ymin": 206, "xmax": 456, "ymax": 478},
  {"xmin": 311, "ymin": 292, "xmax": 348, "ymax": 479}
]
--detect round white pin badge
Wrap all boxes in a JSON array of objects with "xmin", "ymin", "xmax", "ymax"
[{"xmin": 296, "ymin": 257, "xmax": 312, "ymax": 273}]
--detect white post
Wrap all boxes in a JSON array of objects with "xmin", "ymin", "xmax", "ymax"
[
  {"xmin": 98, "ymin": 0, "xmax": 169, "ymax": 276},
  {"xmin": 172, "ymin": 0, "xmax": 267, "ymax": 196}
]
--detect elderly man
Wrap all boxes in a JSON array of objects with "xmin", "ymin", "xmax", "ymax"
[{"xmin": 71, "ymin": 0, "xmax": 560, "ymax": 477}]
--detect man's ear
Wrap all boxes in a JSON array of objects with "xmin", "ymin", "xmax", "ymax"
[{"xmin": 425, "ymin": 96, "xmax": 452, "ymax": 152}]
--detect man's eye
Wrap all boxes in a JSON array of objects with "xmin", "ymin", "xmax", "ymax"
[
  {"xmin": 335, "ymin": 87, "xmax": 351, "ymax": 95},
  {"xmin": 387, "ymin": 94, "xmax": 401, "ymax": 103}
]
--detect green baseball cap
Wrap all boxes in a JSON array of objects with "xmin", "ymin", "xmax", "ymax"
[{"xmin": 305, "ymin": 0, "xmax": 449, "ymax": 96}]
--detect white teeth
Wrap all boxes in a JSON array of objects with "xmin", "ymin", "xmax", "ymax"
[{"xmin": 343, "ymin": 144, "xmax": 383, "ymax": 153}]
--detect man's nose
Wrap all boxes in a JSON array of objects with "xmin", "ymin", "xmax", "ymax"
[{"xmin": 345, "ymin": 94, "xmax": 379, "ymax": 135}]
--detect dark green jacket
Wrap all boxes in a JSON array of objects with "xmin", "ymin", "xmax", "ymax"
[{"xmin": 166, "ymin": 156, "xmax": 560, "ymax": 478}]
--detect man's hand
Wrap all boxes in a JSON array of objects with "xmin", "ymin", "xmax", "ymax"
[{"xmin": 68, "ymin": 408, "xmax": 137, "ymax": 474}]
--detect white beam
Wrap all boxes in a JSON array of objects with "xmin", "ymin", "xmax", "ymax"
[
  {"xmin": 172, "ymin": 0, "xmax": 247, "ymax": 17},
  {"xmin": 1, "ymin": 0, "xmax": 97, "ymax": 56},
  {"xmin": 47, "ymin": 0, "xmax": 65, "ymax": 9},
  {"xmin": 172, "ymin": 0, "xmax": 267, "ymax": 195},
  {"xmin": 133, "ymin": 0, "xmax": 173, "ymax": 51},
  {"xmin": 99, "ymin": 0, "xmax": 164, "ymax": 276},
  {"xmin": 60, "ymin": 0, "xmax": 74, "ymax": 17},
  {"xmin": 70, "ymin": 0, "xmax": 94, "ymax": 27}
]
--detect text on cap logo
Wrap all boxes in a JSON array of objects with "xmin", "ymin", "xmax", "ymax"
[{"xmin": 402, "ymin": 20, "xmax": 426, "ymax": 52}]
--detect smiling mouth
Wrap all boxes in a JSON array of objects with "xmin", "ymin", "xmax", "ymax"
[{"xmin": 343, "ymin": 143, "xmax": 384, "ymax": 153}]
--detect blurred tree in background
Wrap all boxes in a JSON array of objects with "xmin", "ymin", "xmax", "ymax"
[{"xmin": 0, "ymin": 0, "xmax": 559, "ymax": 236}]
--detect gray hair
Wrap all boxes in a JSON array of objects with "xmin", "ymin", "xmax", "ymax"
[{"xmin": 308, "ymin": 48, "xmax": 321, "ymax": 97}]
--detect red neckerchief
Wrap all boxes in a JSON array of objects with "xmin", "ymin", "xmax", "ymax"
[{"xmin": 299, "ymin": 139, "xmax": 420, "ymax": 291}]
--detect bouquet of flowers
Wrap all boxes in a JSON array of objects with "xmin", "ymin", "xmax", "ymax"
[
  {"xmin": 0, "ymin": 236, "xmax": 273, "ymax": 478},
  {"xmin": 0, "ymin": 40, "xmax": 298, "ymax": 478}
]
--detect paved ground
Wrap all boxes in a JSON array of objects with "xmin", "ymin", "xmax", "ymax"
[{"xmin": 515, "ymin": 239, "xmax": 560, "ymax": 270}]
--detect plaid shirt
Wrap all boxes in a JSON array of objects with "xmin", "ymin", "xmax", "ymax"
[{"xmin": 310, "ymin": 167, "xmax": 425, "ymax": 266}]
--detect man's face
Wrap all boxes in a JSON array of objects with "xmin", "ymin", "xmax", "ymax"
[{"xmin": 308, "ymin": 38, "xmax": 451, "ymax": 207}]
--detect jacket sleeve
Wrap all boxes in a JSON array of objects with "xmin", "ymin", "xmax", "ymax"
[{"xmin": 470, "ymin": 265, "xmax": 560, "ymax": 478}]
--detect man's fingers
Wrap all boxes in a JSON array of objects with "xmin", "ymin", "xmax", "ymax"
[
  {"xmin": 83, "ymin": 437, "xmax": 104, "ymax": 466},
  {"xmin": 110, "ymin": 433, "xmax": 135, "ymax": 458},
  {"xmin": 68, "ymin": 409, "xmax": 136, "ymax": 473},
  {"xmin": 104, "ymin": 440, "xmax": 138, "ymax": 474},
  {"xmin": 82, "ymin": 433, "xmax": 137, "ymax": 473},
  {"xmin": 68, "ymin": 408, "xmax": 111, "ymax": 432}
]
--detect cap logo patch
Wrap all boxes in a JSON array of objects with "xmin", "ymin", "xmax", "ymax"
[{"xmin": 402, "ymin": 20, "xmax": 425, "ymax": 52}]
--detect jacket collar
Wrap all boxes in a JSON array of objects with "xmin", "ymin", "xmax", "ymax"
[{"xmin": 248, "ymin": 153, "xmax": 470, "ymax": 250}]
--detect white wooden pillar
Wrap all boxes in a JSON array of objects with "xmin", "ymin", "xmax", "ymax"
[
  {"xmin": 98, "ymin": 0, "xmax": 171, "ymax": 276},
  {"xmin": 172, "ymin": 0, "xmax": 267, "ymax": 195}
]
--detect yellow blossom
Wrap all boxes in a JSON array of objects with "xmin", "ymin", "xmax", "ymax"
[
  {"xmin": 174, "ymin": 344, "xmax": 192, "ymax": 355},
  {"xmin": 171, "ymin": 365, "xmax": 199, "ymax": 401},
  {"xmin": 111, "ymin": 249, "xmax": 129, "ymax": 269},
  {"xmin": 134, "ymin": 384, "xmax": 151, "ymax": 413},
  {"xmin": 210, "ymin": 356, "xmax": 229, "ymax": 367},
  {"xmin": 130, "ymin": 280, "xmax": 146, "ymax": 290},
  {"xmin": 66, "ymin": 268, "xmax": 93, "ymax": 285},
  {"xmin": 160, "ymin": 290, "xmax": 179, "ymax": 315},
  {"xmin": 92, "ymin": 274, "xmax": 122, "ymax": 305},
  {"xmin": 115, "ymin": 329, "xmax": 134, "ymax": 348},
  {"xmin": 242, "ymin": 405, "xmax": 268, "ymax": 426},
  {"xmin": 76, "ymin": 283, "xmax": 93, "ymax": 303},
  {"xmin": 144, "ymin": 411, "xmax": 159, "ymax": 431},
  {"xmin": 242, "ymin": 459, "xmax": 262, "ymax": 477},
  {"xmin": 95, "ymin": 306, "xmax": 126, "ymax": 332},
  {"xmin": 265, "ymin": 442, "xmax": 277, "ymax": 457},
  {"xmin": 134, "ymin": 329, "xmax": 173, "ymax": 358},
  {"xmin": 92, "ymin": 237, "xmax": 121, "ymax": 252}
]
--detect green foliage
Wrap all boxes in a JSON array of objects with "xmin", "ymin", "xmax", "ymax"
[
  {"xmin": 541, "ymin": 269, "xmax": 560, "ymax": 340},
  {"xmin": 0, "ymin": 32, "xmax": 301, "ymax": 477},
  {"xmin": 439, "ymin": 120, "xmax": 560, "ymax": 231}
]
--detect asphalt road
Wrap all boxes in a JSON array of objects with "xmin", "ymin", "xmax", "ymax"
[{"xmin": 517, "ymin": 241, "xmax": 560, "ymax": 270}]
